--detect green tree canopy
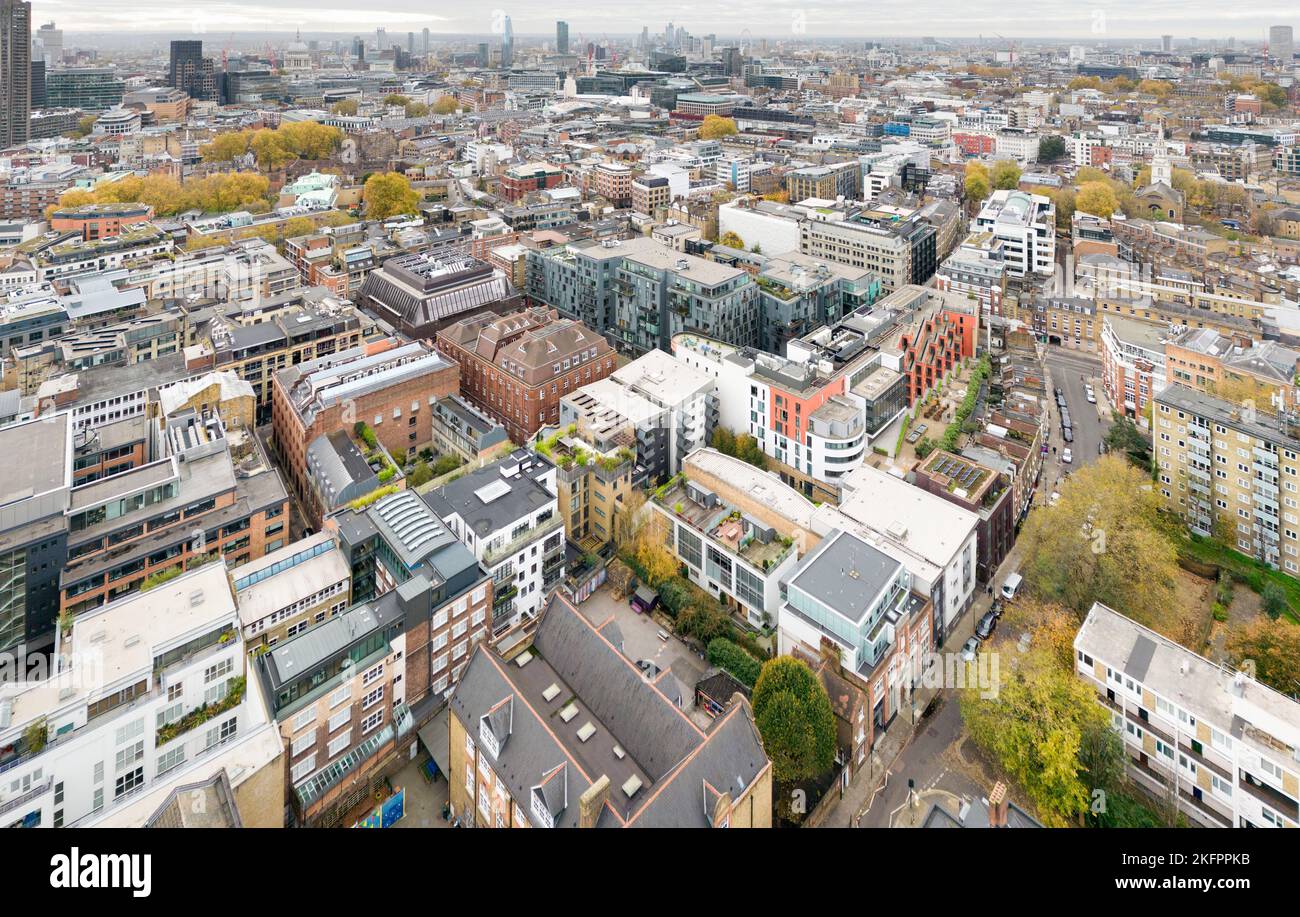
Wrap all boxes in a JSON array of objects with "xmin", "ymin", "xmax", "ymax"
[{"xmin": 752, "ymin": 656, "xmax": 837, "ymax": 785}]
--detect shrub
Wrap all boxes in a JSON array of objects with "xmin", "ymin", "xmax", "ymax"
[
  {"xmin": 707, "ymin": 637, "xmax": 763, "ymax": 687},
  {"xmin": 433, "ymin": 454, "xmax": 463, "ymax": 476}
]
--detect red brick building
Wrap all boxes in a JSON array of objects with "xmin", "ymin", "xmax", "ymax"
[
  {"xmin": 50, "ymin": 202, "xmax": 155, "ymax": 240},
  {"xmin": 434, "ymin": 307, "xmax": 616, "ymax": 445},
  {"xmin": 270, "ymin": 338, "xmax": 460, "ymax": 518},
  {"xmin": 499, "ymin": 163, "xmax": 566, "ymax": 202}
]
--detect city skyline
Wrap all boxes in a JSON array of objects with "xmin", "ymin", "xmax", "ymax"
[{"xmin": 23, "ymin": 1, "xmax": 1300, "ymax": 41}]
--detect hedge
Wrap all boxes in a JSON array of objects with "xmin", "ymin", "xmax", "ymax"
[{"xmin": 707, "ymin": 637, "xmax": 763, "ymax": 688}]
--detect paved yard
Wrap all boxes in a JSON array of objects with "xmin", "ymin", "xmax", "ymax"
[
  {"xmin": 390, "ymin": 755, "xmax": 451, "ymax": 829},
  {"xmin": 575, "ymin": 584, "xmax": 708, "ymax": 693}
]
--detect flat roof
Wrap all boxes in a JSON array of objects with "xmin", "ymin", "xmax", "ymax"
[
  {"xmin": 790, "ymin": 529, "xmax": 901, "ymax": 625},
  {"xmin": 0, "ymin": 413, "xmax": 71, "ymax": 506}
]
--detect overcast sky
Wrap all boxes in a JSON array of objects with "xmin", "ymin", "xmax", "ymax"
[{"xmin": 33, "ymin": 0, "xmax": 1298, "ymax": 40}]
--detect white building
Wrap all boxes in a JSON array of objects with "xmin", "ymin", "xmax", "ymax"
[
  {"xmin": 973, "ymin": 189, "xmax": 1056, "ymax": 278},
  {"xmin": 426, "ymin": 450, "xmax": 563, "ymax": 633},
  {"xmin": 821, "ymin": 464, "xmax": 979, "ymax": 640},
  {"xmin": 654, "ymin": 449, "xmax": 810, "ymax": 629},
  {"xmin": 0, "ymin": 563, "xmax": 282, "ymax": 828},
  {"xmin": 1076, "ymin": 602, "xmax": 1300, "ymax": 828},
  {"xmin": 717, "ymin": 198, "xmax": 804, "ymax": 256},
  {"xmin": 608, "ymin": 348, "xmax": 718, "ymax": 475},
  {"xmin": 995, "ymin": 127, "xmax": 1041, "ymax": 163}
]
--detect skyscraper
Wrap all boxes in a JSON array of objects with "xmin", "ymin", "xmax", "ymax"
[
  {"xmin": 422, "ymin": 28, "xmax": 430, "ymax": 55},
  {"xmin": 1, "ymin": 0, "xmax": 32, "ymax": 148},
  {"xmin": 35, "ymin": 20, "xmax": 60, "ymax": 66},
  {"xmin": 1270, "ymin": 25, "xmax": 1294, "ymax": 63},
  {"xmin": 1161, "ymin": 34, "xmax": 1173, "ymax": 52},
  {"xmin": 168, "ymin": 39, "xmax": 215, "ymax": 101},
  {"xmin": 501, "ymin": 15, "xmax": 513, "ymax": 69},
  {"xmin": 557, "ymin": 20, "xmax": 569, "ymax": 54}
]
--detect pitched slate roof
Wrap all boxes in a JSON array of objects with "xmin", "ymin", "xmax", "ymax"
[{"xmin": 448, "ymin": 593, "xmax": 770, "ymax": 827}]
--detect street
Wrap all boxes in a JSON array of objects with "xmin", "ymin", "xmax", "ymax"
[{"xmin": 1042, "ymin": 347, "xmax": 1109, "ymax": 483}]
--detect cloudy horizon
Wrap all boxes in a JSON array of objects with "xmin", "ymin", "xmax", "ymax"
[{"xmin": 23, "ymin": 1, "xmax": 1299, "ymax": 42}]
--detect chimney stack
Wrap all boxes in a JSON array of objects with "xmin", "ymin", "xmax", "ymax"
[
  {"xmin": 988, "ymin": 781, "xmax": 1009, "ymax": 828},
  {"xmin": 578, "ymin": 775, "xmax": 611, "ymax": 828}
]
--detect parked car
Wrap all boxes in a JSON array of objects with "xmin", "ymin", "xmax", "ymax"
[
  {"xmin": 1060, "ymin": 409, "xmax": 1070, "ymax": 427},
  {"xmin": 960, "ymin": 636, "xmax": 981, "ymax": 662},
  {"xmin": 1086, "ymin": 390, "xmax": 1097, "ymax": 404},
  {"xmin": 1001, "ymin": 571, "xmax": 1023, "ymax": 600},
  {"xmin": 1054, "ymin": 387, "xmax": 1063, "ymax": 399},
  {"xmin": 976, "ymin": 610, "xmax": 998, "ymax": 640},
  {"xmin": 1099, "ymin": 441, "xmax": 1107, "ymax": 455},
  {"xmin": 1063, "ymin": 427, "xmax": 1074, "ymax": 443},
  {"xmin": 990, "ymin": 598, "xmax": 1004, "ymax": 618},
  {"xmin": 1062, "ymin": 448, "xmax": 1073, "ymax": 464}
]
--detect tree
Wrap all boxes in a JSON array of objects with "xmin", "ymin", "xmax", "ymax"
[
  {"xmin": 408, "ymin": 460, "xmax": 433, "ymax": 488},
  {"xmin": 1067, "ymin": 76, "xmax": 1102, "ymax": 91},
  {"xmin": 201, "ymin": 131, "xmax": 252, "ymax": 162},
  {"xmin": 1104, "ymin": 413, "xmax": 1151, "ymax": 467},
  {"xmin": 698, "ymin": 114, "xmax": 738, "ymax": 140},
  {"xmin": 251, "ymin": 128, "xmax": 294, "ymax": 169},
  {"xmin": 432, "ymin": 95, "xmax": 460, "ymax": 115},
  {"xmin": 631, "ymin": 510, "xmax": 678, "ymax": 586},
  {"xmin": 751, "ymin": 656, "xmax": 837, "ymax": 786},
  {"xmin": 363, "ymin": 171, "xmax": 419, "ymax": 220},
  {"xmin": 1228, "ymin": 618, "xmax": 1300, "ymax": 694},
  {"xmin": 959, "ymin": 641, "xmax": 1108, "ymax": 826},
  {"xmin": 1038, "ymin": 135, "xmax": 1067, "ymax": 162},
  {"xmin": 1050, "ymin": 188, "xmax": 1076, "ymax": 231},
  {"xmin": 331, "ymin": 99, "xmax": 359, "ymax": 116},
  {"xmin": 1076, "ymin": 180, "xmax": 1119, "ymax": 219},
  {"xmin": 991, "ymin": 159, "xmax": 1021, "ymax": 190},
  {"xmin": 963, "ymin": 160, "xmax": 990, "ymax": 204},
  {"xmin": 405, "ymin": 101, "xmax": 429, "ymax": 117},
  {"xmin": 1137, "ymin": 79, "xmax": 1173, "ymax": 99},
  {"xmin": 383, "ymin": 93, "xmax": 410, "ymax": 107},
  {"xmin": 718, "ymin": 231, "xmax": 744, "ymax": 249},
  {"xmin": 1262, "ymin": 582, "xmax": 1289, "ymax": 621},
  {"xmin": 677, "ymin": 603, "xmax": 730, "ymax": 645},
  {"xmin": 1018, "ymin": 455, "xmax": 1179, "ymax": 625},
  {"xmin": 710, "ymin": 426, "xmax": 736, "ymax": 456}
]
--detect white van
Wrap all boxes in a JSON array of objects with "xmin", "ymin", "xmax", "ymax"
[{"xmin": 1000, "ymin": 572, "xmax": 1023, "ymax": 601}]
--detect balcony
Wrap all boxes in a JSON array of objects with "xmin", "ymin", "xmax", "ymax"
[{"xmin": 482, "ymin": 516, "xmax": 564, "ymax": 568}]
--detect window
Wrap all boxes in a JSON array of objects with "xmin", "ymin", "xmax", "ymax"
[
  {"xmin": 115, "ymin": 741, "xmax": 144, "ymax": 771},
  {"xmin": 114, "ymin": 767, "xmax": 144, "ymax": 799},
  {"xmin": 361, "ymin": 710, "xmax": 383, "ymax": 735}
]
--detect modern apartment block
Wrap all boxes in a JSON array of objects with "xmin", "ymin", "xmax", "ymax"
[
  {"xmin": 1153, "ymin": 384, "xmax": 1300, "ymax": 574},
  {"xmin": 0, "ymin": 563, "xmax": 285, "ymax": 828},
  {"xmin": 1100, "ymin": 315, "xmax": 1169, "ymax": 420},
  {"xmin": 777, "ymin": 528, "xmax": 934, "ymax": 758},
  {"xmin": 59, "ymin": 412, "xmax": 290, "ymax": 619},
  {"xmin": 786, "ymin": 162, "xmax": 861, "ymax": 202},
  {"xmin": 446, "ymin": 593, "xmax": 772, "ymax": 828},
  {"xmin": 435, "ymin": 306, "xmax": 616, "ymax": 445},
  {"xmin": 972, "ymin": 189, "xmax": 1056, "ymax": 278},
  {"xmin": 673, "ymin": 321, "xmax": 904, "ymax": 501},
  {"xmin": 1076, "ymin": 602, "xmax": 1300, "ymax": 828},
  {"xmin": 798, "ymin": 213, "xmax": 933, "ymax": 293},
  {"xmin": 755, "ymin": 252, "xmax": 881, "ymax": 354},
  {"xmin": 934, "ymin": 232, "xmax": 1008, "ymax": 315},
  {"xmin": 264, "ymin": 493, "xmax": 492, "ymax": 825},
  {"xmin": 207, "ymin": 293, "xmax": 365, "ymax": 420},
  {"xmin": 652, "ymin": 459, "xmax": 802, "ymax": 630},
  {"xmin": 424, "ymin": 450, "xmax": 564, "ymax": 635},
  {"xmin": 829, "ymin": 464, "xmax": 979, "ymax": 643}
]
